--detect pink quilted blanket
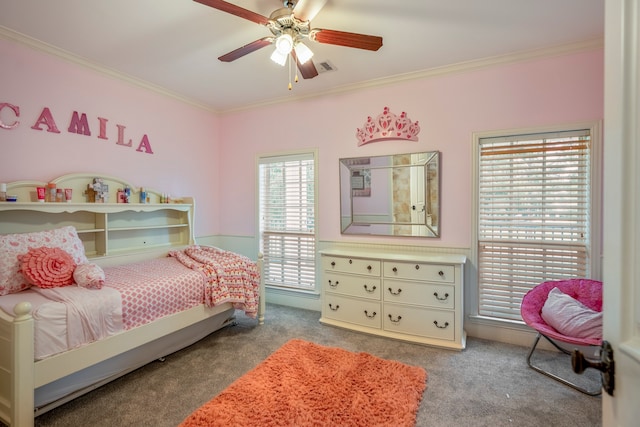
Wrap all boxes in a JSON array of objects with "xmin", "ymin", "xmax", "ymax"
[{"xmin": 169, "ymin": 246, "xmax": 260, "ymax": 318}]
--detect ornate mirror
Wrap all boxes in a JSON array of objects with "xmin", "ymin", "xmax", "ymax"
[{"xmin": 340, "ymin": 151, "xmax": 440, "ymax": 237}]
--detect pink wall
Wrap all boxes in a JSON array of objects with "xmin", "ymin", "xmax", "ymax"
[
  {"xmin": 218, "ymin": 50, "xmax": 604, "ymax": 248},
  {"xmin": 0, "ymin": 38, "xmax": 221, "ymax": 237},
  {"xmin": 1, "ymin": 36, "xmax": 603, "ymax": 248}
]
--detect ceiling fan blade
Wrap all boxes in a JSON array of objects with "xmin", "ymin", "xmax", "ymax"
[
  {"xmin": 291, "ymin": 51, "xmax": 319, "ymax": 79},
  {"xmin": 194, "ymin": 0, "xmax": 270, "ymax": 25},
  {"xmin": 218, "ymin": 37, "xmax": 273, "ymax": 62},
  {"xmin": 293, "ymin": 0, "xmax": 327, "ymax": 22},
  {"xmin": 311, "ymin": 29, "xmax": 383, "ymax": 51}
]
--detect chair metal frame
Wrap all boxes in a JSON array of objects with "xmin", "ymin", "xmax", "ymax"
[
  {"xmin": 526, "ymin": 332, "xmax": 602, "ymax": 396},
  {"xmin": 521, "ymin": 279, "xmax": 603, "ymax": 396}
]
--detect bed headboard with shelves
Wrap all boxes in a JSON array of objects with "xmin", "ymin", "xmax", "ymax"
[{"xmin": 0, "ymin": 173, "xmax": 195, "ymax": 266}]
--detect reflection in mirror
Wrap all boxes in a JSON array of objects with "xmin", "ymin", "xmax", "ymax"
[{"xmin": 340, "ymin": 151, "xmax": 440, "ymax": 237}]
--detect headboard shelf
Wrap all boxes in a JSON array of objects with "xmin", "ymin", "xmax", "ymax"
[
  {"xmin": 0, "ymin": 202, "xmax": 193, "ymax": 214},
  {"xmin": 0, "ymin": 176, "xmax": 196, "ymax": 261},
  {"xmin": 109, "ymin": 223, "xmax": 189, "ymax": 232},
  {"xmin": 2, "ymin": 173, "xmax": 176, "ymax": 204}
]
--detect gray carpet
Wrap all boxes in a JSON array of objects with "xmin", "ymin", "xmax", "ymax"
[{"xmin": 30, "ymin": 304, "xmax": 601, "ymax": 427}]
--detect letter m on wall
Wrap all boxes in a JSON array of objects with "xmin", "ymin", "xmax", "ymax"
[{"xmin": 68, "ymin": 111, "xmax": 91, "ymax": 135}]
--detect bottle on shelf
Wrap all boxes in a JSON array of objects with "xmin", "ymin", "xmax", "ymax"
[{"xmin": 47, "ymin": 183, "xmax": 57, "ymax": 202}]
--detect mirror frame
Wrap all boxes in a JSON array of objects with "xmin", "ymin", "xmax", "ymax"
[{"xmin": 339, "ymin": 151, "xmax": 440, "ymax": 237}]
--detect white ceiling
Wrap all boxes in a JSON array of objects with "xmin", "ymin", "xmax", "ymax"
[{"xmin": 0, "ymin": 0, "xmax": 604, "ymax": 113}]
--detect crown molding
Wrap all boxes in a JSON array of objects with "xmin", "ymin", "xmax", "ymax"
[
  {"xmin": 349, "ymin": 38, "xmax": 604, "ymax": 90},
  {"xmin": 223, "ymin": 37, "xmax": 604, "ymax": 114},
  {"xmin": 2, "ymin": 25, "xmax": 602, "ymax": 116},
  {"xmin": 0, "ymin": 26, "xmax": 217, "ymax": 113}
]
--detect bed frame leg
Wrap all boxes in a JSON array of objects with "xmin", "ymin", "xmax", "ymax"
[
  {"xmin": 9, "ymin": 302, "xmax": 36, "ymax": 427},
  {"xmin": 257, "ymin": 252, "xmax": 265, "ymax": 325}
]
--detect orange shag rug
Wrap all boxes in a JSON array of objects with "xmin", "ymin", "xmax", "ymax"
[{"xmin": 180, "ymin": 339, "xmax": 427, "ymax": 427}]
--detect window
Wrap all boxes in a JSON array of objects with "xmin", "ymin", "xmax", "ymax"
[
  {"xmin": 475, "ymin": 127, "xmax": 599, "ymax": 322},
  {"xmin": 258, "ymin": 152, "xmax": 316, "ymax": 291}
]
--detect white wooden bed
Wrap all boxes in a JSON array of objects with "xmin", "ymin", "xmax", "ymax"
[{"xmin": 0, "ymin": 173, "xmax": 265, "ymax": 427}]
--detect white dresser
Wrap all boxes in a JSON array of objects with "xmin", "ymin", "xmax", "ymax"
[{"xmin": 320, "ymin": 249, "xmax": 467, "ymax": 350}]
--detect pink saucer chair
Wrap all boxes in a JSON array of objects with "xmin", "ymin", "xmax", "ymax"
[{"xmin": 520, "ymin": 278, "xmax": 603, "ymax": 396}]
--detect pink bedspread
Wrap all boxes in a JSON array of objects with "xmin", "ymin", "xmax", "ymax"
[
  {"xmin": 104, "ymin": 257, "xmax": 206, "ymax": 329},
  {"xmin": 0, "ymin": 250, "xmax": 260, "ymax": 360},
  {"xmin": 169, "ymin": 246, "xmax": 261, "ymax": 318}
]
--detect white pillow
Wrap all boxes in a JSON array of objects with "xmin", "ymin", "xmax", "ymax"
[
  {"xmin": 541, "ymin": 287, "xmax": 602, "ymax": 339},
  {"xmin": 74, "ymin": 263, "xmax": 105, "ymax": 289}
]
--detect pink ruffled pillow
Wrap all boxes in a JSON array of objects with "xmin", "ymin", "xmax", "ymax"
[
  {"xmin": 74, "ymin": 263, "xmax": 105, "ymax": 289},
  {"xmin": 19, "ymin": 247, "xmax": 77, "ymax": 289},
  {"xmin": 0, "ymin": 226, "xmax": 88, "ymax": 295}
]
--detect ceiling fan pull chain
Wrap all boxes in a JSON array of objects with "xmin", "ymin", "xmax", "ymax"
[{"xmin": 288, "ymin": 53, "xmax": 293, "ymax": 90}]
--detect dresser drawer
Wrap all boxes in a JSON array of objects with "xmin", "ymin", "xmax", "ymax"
[
  {"xmin": 323, "ymin": 294, "xmax": 382, "ymax": 329},
  {"xmin": 322, "ymin": 255, "xmax": 381, "ymax": 276},
  {"xmin": 324, "ymin": 272, "xmax": 381, "ymax": 300},
  {"xmin": 383, "ymin": 261, "xmax": 455, "ymax": 283},
  {"xmin": 384, "ymin": 279, "xmax": 455, "ymax": 309},
  {"xmin": 384, "ymin": 303, "xmax": 455, "ymax": 341}
]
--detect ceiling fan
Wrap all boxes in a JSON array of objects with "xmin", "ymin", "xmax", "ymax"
[{"xmin": 194, "ymin": 0, "xmax": 383, "ymax": 85}]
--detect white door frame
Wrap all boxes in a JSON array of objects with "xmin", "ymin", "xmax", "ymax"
[{"xmin": 602, "ymin": 0, "xmax": 640, "ymax": 424}]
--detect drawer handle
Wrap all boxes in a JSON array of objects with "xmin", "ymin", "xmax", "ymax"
[
  {"xmin": 331, "ymin": 261, "xmax": 336, "ymax": 267},
  {"xmin": 363, "ymin": 284, "xmax": 377, "ymax": 293},
  {"xmin": 388, "ymin": 314, "xmax": 402, "ymax": 323},
  {"xmin": 434, "ymin": 292, "xmax": 449, "ymax": 301},
  {"xmin": 392, "ymin": 267, "xmax": 398, "ymax": 273},
  {"xmin": 329, "ymin": 303, "xmax": 340, "ymax": 311},
  {"xmin": 438, "ymin": 270, "xmax": 444, "ymax": 277},
  {"xmin": 388, "ymin": 287, "xmax": 402, "ymax": 296},
  {"xmin": 364, "ymin": 310, "xmax": 377, "ymax": 319},
  {"xmin": 328, "ymin": 280, "xmax": 339, "ymax": 288},
  {"xmin": 367, "ymin": 265, "xmax": 372, "ymax": 271},
  {"xmin": 349, "ymin": 259, "xmax": 353, "ymax": 264},
  {"xmin": 433, "ymin": 320, "xmax": 449, "ymax": 329},
  {"xmin": 415, "ymin": 264, "xmax": 420, "ymax": 270}
]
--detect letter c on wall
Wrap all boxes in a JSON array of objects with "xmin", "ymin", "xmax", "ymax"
[{"xmin": 0, "ymin": 103, "xmax": 20, "ymax": 129}]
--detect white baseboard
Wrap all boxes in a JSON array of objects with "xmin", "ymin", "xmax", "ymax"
[{"xmin": 265, "ymin": 287, "xmax": 321, "ymax": 312}]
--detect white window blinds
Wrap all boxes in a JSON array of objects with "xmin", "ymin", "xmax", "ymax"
[
  {"xmin": 477, "ymin": 130, "xmax": 591, "ymax": 321},
  {"xmin": 259, "ymin": 153, "xmax": 316, "ymax": 291}
]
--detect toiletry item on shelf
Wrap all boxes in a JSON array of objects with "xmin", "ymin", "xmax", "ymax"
[
  {"xmin": 64, "ymin": 188, "xmax": 73, "ymax": 202},
  {"xmin": 47, "ymin": 183, "xmax": 56, "ymax": 202},
  {"xmin": 117, "ymin": 188, "xmax": 125, "ymax": 203},
  {"xmin": 55, "ymin": 188, "xmax": 64, "ymax": 203},
  {"xmin": 0, "ymin": 183, "xmax": 6, "ymax": 202},
  {"xmin": 37, "ymin": 187, "xmax": 46, "ymax": 202},
  {"xmin": 6, "ymin": 195, "xmax": 17, "ymax": 202},
  {"xmin": 139, "ymin": 187, "xmax": 146, "ymax": 204},
  {"xmin": 124, "ymin": 186, "xmax": 131, "ymax": 203}
]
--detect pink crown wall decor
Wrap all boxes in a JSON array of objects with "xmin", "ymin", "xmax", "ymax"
[{"xmin": 355, "ymin": 106, "xmax": 421, "ymax": 146}]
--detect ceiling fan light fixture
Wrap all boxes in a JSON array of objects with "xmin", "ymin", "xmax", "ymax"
[
  {"xmin": 294, "ymin": 42, "xmax": 314, "ymax": 64},
  {"xmin": 274, "ymin": 33, "xmax": 294, "ymax": 55},
  {"xmin": 270, "ymin": 49, "xmax": 288, "ymax": 66}
]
